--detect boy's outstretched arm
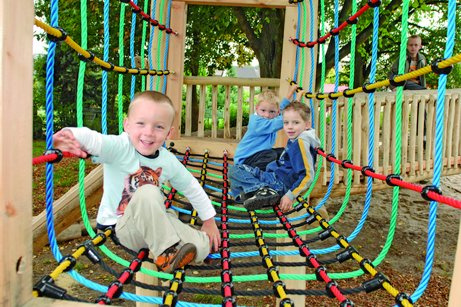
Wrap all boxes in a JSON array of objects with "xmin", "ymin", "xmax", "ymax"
[
  {"xmin": 285, "ymin": 83, "xmax": 300, "ymax": 100},
  {"xmin": 201, "ymin": 217, "xmax": 221, "ymax": 252},
  {"xmin": 53, "ymin": 129, "xmax": 88, "ymax": 158}
]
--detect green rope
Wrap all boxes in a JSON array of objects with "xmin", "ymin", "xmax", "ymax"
[
  {"xmin": 155, "ymin": 0, "xmax": 165, "ymax": 91},
  {"xmin": 140, "ymin": 0, "xmax": 149, "ymax": 91},
  {"xmin": 118, "ymin": 4, "xmax": 126, "ymax": 133},
  {"xmin": 298, "ymin": 2, "xmax": 307, "ymax": 88}
]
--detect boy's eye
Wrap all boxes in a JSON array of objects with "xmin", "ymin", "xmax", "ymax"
[
  {"xmin": 136, "ymin": 122, "xmax": 144, "ymax": 126},
  {"xmin": 269, "ymin": 111, "xmax": 277, "ymax": 114}
]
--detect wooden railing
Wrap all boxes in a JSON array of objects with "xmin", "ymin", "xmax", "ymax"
[
  {"xmin": 180, "ymin": 77, "xmax": 461, "ymax": 185},
  {"xmin": 182, "ymin": 76, "xmax": 279, "ymax": 139}
]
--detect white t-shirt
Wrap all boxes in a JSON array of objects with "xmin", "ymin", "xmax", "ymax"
[{"xmin": 68, "ymin": 127, "xmax": 216, "ymax": 226}]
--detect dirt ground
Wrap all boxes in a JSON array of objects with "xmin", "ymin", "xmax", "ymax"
[{"xmin": 33, "ymin": 174, "xmax": 461, "ymax": 306}]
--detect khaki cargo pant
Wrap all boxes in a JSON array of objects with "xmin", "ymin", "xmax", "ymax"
[{"xmin": 115, "ymin": 185, "xmax": 210, "ymax": 263}]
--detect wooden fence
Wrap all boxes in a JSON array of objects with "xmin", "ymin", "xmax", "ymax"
[{"xmin": 180, "ymin": 77, "xmax": 461, "ymax": 185}]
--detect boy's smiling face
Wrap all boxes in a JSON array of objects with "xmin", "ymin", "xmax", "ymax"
[
  {"xmin": 123, "ymin": 97, "xmax": 175, "ymax": 156},
  {"xmin": 283, "ymin": 109, "xmax": 310, "ymax": 140}
]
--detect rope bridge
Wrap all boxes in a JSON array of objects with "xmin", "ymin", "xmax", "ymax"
[{"xmin": 32, "ymin": 0, "xmax": 460, "ymax": 306}]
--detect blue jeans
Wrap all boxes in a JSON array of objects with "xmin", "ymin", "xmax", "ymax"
[{"xmin": 229, "ymin": 164, "xmax": 286, "ymax": 196}]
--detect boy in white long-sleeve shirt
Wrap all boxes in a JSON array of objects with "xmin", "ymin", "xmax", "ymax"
[{"xmin": 53, "ymin": 91, "xmax": 220, "ymax": 273}]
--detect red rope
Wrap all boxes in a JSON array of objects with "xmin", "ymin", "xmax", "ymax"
[
  {"xmin": 32, "ymin": 151, "xmax": 76, "ymax": 165},
  {"xmin": 290, "ymin": 0, "xmax": 380, "ymax": 48},
  {"xmin": 316, "ymin": 148, "xmax": 461, "ymax": 210},
  {"xmin": 127, "ymin": 0, "xmax": 177, "ymax": 35}
]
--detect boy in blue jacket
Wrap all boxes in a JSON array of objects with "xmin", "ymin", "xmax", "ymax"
[
  {"xmin": 234, "ymin": 84, "xmax": 299, "ymax": 171},
  {"xmin": 229, "ymin": 100, "xmax": 320, "ymax": 211}
]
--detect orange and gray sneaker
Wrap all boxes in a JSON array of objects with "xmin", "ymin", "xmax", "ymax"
[{"xmin": 154, "ymin": 243, "xmax": 197, "ymax": 273}]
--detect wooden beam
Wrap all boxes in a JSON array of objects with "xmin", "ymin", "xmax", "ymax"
[
  {"xmin": 172, "ymin": 0, "xmax": 290, "ymax": 8},
  {"xmin": 32, "ymin": 166, "xmax": 103, "ymax": 253},
  {"xmin": 0, "ymin": 0, "xmax": 33, "ymax": 305},
  {"xmin": 166, "ymin": 1, "xmax": 187, "ymax": 139}
]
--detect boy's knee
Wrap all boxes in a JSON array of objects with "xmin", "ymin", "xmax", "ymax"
[{"xmin": 132, "ymin": 185, "xmax": 164, "ymax": 209}]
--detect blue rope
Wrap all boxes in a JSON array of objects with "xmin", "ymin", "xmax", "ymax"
[
  {"xmin": 44, "ymin": 0, "xmax": 61, "ymax": 262},
  {"xmin": 410, "ymin": 0, "xmax": 455, "ymax": 301},
  {"xmin": 129, "ymin": 0, "xmax": 138, "ymax": 100},
  {"xmin": 161, "ymin": 0, "xmax": 172, "ymax": 93},
  {"xmin": 349, "ymin": 6, "xmax": 379, "ymax": 241},
  {"xmin": 101, "ymin": 0, "xmax": 109, "ymax": 135}
]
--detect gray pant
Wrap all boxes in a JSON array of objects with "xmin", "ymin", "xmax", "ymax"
[{"xmin": 115, "ymin": 185, "xmax": 210, "ymax": 262}]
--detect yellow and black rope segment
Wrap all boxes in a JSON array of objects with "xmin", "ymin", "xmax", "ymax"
[
  {"xmin": 289, "ymin": 53, "xmax": 460, "ymax": 101},
  {"xmin": 248, "ymin": 211, "xmax": 295, "ymax": 306},
  {"xmin": 296, "ymin": 196, "xmax": 414, "ymax": 307},
  {"xmin": 162, "ymin": 269, "xmax": 186, "ymax": 306},
  {"xmin": 34, "ymin": 18, "xmax": 174, "ymax": 77},
  {"xmin": 165, "ymin": 147, "xmax": 191, "ymax": 209},
  {"xmin": 33, "ymin": 228, "xmax": 112, "ymax": 298}
]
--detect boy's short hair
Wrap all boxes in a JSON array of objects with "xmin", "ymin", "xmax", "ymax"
[
  {"xmin": 129, "ymin": 91, "xmax": 176, "ymax": 118},
  {"xmin": 283, "ymin": 100, "xmax": 311, "ymax": 123},
  {"xmin": 408, "ymin": 34, "xmax": 422, "ymax": 43},
  {"xmin": 256, "ymin": 90, "xmax": 279, "ymax": 108}
]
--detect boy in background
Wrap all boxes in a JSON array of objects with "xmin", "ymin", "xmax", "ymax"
[
  {"xmin": 389, "ymin": 34, "xmax": 427, "ymax": 90},
  {"xmin": 53, "ymin": 91, "xmax": 220, "ymax": 273},
  {"xmin": 234, "ymin": 84, "xmax": 299, "ymax": 171},
  {"xmin": 229, "ymin": 100, "xmax": 320, "ymax": 211}
]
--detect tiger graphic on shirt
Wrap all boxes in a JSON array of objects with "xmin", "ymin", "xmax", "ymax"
[{"xmin": 116, "ymin": 166, "xmax": 162, "ymax": 215}]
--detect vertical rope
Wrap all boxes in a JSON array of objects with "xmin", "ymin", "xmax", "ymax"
[
  {"xmin": 410, "ymin": 0, "xmax": 456, "ymax": 301},
  {"xmin": 129, "ymin": 0, "xmax": 138, "ymax": 101},
  {"xmin": 155, "ymin": 0, "xmax": 165, "ymax": 91},
  {"xmin": 117, "ymin": 3, "xmax": 127, "ymax": 133},
  {"xmin": 140, "ymin": 0, "xmax": 149, "ymax": 91},
  {"xmin": 101, "ymin": 0, "xmax": 110, "ymax": 135},
  {"xmin": 148, "ymin": 0, "xmax": 158, "ymax": 90},
  {"xmin": 162, "ymin": 0, "xmax": 172, "ymax": 94}
]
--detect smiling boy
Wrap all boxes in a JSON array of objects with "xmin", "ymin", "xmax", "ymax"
[{"xmin": 53, "ymin": 91, "xmax": 220, "ymax": 273}]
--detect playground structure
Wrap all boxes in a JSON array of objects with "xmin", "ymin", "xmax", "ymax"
[{"xmin": 1, "ymin": 0, "xmax": 461, "ymax": 306}]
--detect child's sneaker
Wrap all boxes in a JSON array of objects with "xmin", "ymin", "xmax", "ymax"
[
  {"xmin": 243, "ymin": 187, "xmax": 280, "ymax": 211},
  {"xmin": 154, "ymin": 243, "xmax": 197, "ymax": 273}
]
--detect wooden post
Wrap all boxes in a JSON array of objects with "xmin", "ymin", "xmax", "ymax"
[
  {"xmin": 448, "ymin": 218, "xmax": 461, "ymax": 307},
  {"xmin": 166, "ymin": 1, "xmax": 187, "ymax": 139},
  {"xmin": 0, "ymin": 0, "xmax": 33, "ymax": 305},
  {"xmin": 136, "ymin": 261, "xmax": 160, "ymax": 307},
  {"xmin": 276, "ymin": 5, "xmax": 308, "ymax": 307}
]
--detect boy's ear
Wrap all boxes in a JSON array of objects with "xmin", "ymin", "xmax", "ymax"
[
  {"xmin": 166, "ymin": 125, "xmax": 174, "ymax": 139},
  {"xmin": 123, "ymin": 118, "xmax": 129, "ymax": 132}
]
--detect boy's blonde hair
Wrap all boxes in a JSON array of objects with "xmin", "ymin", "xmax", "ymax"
[
  {"xmin": 256, "ymin": 90, "xmax": 279, "ymax": 108},
  {"xmin": 283, "ymin": 100, "xmax": 311, "ymax": 123},
  {"xmin": 128, "ymin": 91, "xmax": 176, "ymax": 118}
]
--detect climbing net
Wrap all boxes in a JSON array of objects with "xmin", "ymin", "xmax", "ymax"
[{"xmin": 32, "ymin": 0, "xmax": 461, "ymax": 306}]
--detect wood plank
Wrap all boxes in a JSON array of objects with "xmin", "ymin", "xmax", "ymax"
[
  {"xmin": 184, "ymin": 76, "xmax": 279, "ymax": 86},
  {"xmin": 417, "ymin": 97, "xmax": 425, "ymax": 175},
  {"xmin": 236, "ymin": 86, "xmax": 243, "ymax": 140},
  {"xmin": 400, "ymin": 95, "xmax": 410, "ymax": 174},
  {"xmin": 353, "ymin": 97, "xmax": 362, "ymax": 185},
  {"xmin": 211, "ymin": 85, "xmax": 218, "ymax": 138},
  {"xmin": 185, "ymin": 85, "xmax": 192, "ymax": 136},
  {"xmin": 373, "ymin": 96, "xmax": 382, "ymax": 175},
  {"xmin": 333, "ymin": 100, "xmax": 340, "ymax": 184},
  {"xmin": 174, "ymin": 0, "xmax": 289, "ymax": 8},
  {"xmin": 166, "ymin": 1, "xmax": 187, "ymax": 139},
  {"xmin": 426, "ymin": 95, "xmax": 435, "ymax": 174},
  {"xmin": 408, "ymin": 95, "xmax": 419, "ymax": 176},
  {"xmin": 198, "ymin": 85, "xmax": 206, "ymax": 137},
  {"xmin": 224, "ymin": 86, "xmax": 231, "ymax": 139},
  {"xmin": 249, "ymin": 86, "xmax": 255, "ymax": 114},
  {"xmin": 382, "ymin": 96, "xmax": 391, "ymax": 175},
  {"xmin": 453, "ymin": 93, "xmax": 460, "ymax": 168},
  {"xmin": 447, "ymin": 94, "xmax": 455, "ymax": 167},
  {"xmin": 0, "ymin": 0, "xmax": 33, "ymax": 305}
]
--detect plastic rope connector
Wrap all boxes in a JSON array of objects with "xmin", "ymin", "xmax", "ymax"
[
  {"xmin": 163, "ymin": 289, "xmax": 178, "ymax": 306},
  {"xmin": 33, "ymin": 275, "xmax": 67, "ymax": 299},
  {"xmin": 359, "ymin": 258, "xmax": 374, "ymax": 273},
  {"xmin": 421, "ymin": 185, "xmax": 442, "ymax": 201},
  {"xmin": 326, "ymin": 154, "xmax": 336, "ymax": 162},
  {"xmin": 325, "ymin": 280, "xmax": 340, "ymax": 298},
  {"xmin": 272, "ymin": 280, "xmax": 286, "ymax": 298},
  {"xmin": 367, "ymin": 0, "xmax": 381, "ymax": 7},
  {"xmin": 306, "ymin": 254, "xmax": 317, "ymax": 268},
  {"xmin": 318, "ymin": 228, "xmax": 332, "ymax": 241},
  {"xmin": 95, "ymin": 295, "xmax": 111, "ymax": 304},
  {"xmin": 347, "ymin": 17, "xmax": 358, "ymax": 25},
  {"xmin": 328, "ymin": 92, "xmax": 338, "ymax": 100},
  {"xmin": 362, "ymin": 83, "xmax": 376, "ymax": 93},
  {"xmin": 362, "ymin": 272, "xmax": 390, "ymax": 293},
  {"xmin": 279, "ymin": 298, "xmax": 295, "ymax": 306},
  {"xmin": 44, "ymin": 149, "xmax": 63, "ymax": 164},
  {"xmin": 395, "ymin": 292, "xmax": 413, "ymax": 307},
  {"xmin": 101, "ymin": 62, "xmax": 115, "ymax": 71},
  {"xmin": 47, "ymin": 27, "xmax": 67, "ymax": 42},
  {"xmin": 59, "ymin": 255, "xmax": 76, "ymax": 272},
  {"xmin": 78, "ymin": 51, "xmax": 95, "ymax": 63},
  {"xmin": 316, "ymin": 93, "xmax": 325, "ymax": 100},
  {"xmin": 222, "ymin": 296, "xmax": 237, "ymax": 306},
  {"xmin": 78, "ymin": 240, "xmax": 101, "ymax": 264},
  {"xmin": 389, "ymin": 75, "xmax": 406, "ymax": 87},
  {"xmin": 340, "ymin": 298, "xmax": 355, "ymax": 307},
  {"xmin": 336, "ymin": 246, "xmax": 358, "ymax": 263},
  {"xmin": 108, "ymin": 280, "xmax": 123, "ymax": 298},
  {"xmin": 306, "ymin": 214, "xmax": 317, "ymax": 225},
  {"xmin": 431, "ymin": 58, "xmax": 453, "ymax": 75},
  {"xmin": 315, "ymin": 265, "xmax": 327, "ymax": 281},
  {"xmin": 341, "ymin": 159, "xmax": 353, "ymax": 168},
  {"xmin": 386, "ymin": 174, "xmax": 402, "ymax": 186},
  {"xmin": 93, "ymin": 233, "xmax": 107, "ymax": 246},
  {"xmin": 343, "ymin": 89, "xmax": 355, "ymax": 98},
  {"xmin": 361, "ymin": 166, "xmax": 375, "ymax": 177}
]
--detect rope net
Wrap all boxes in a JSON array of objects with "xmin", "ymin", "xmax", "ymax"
[{"xmin": 32, "ymin": 0, "xmax": 460, "ymax": 306}]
